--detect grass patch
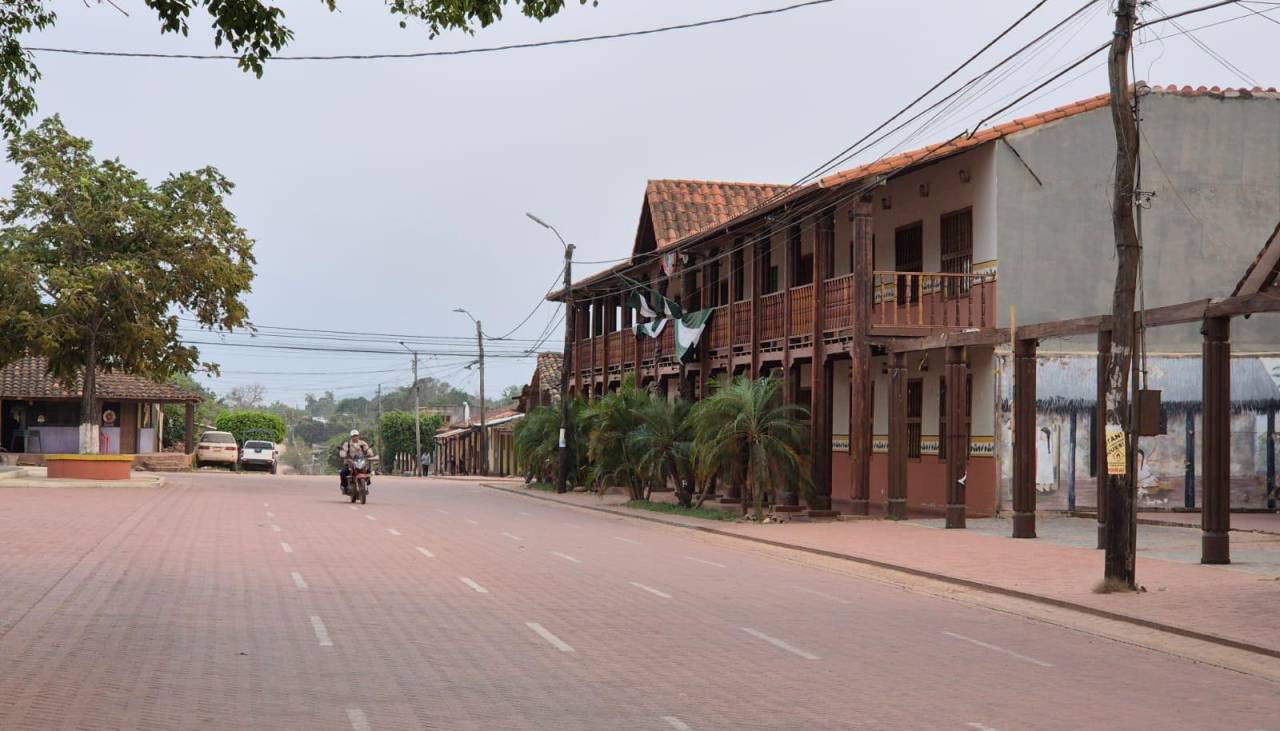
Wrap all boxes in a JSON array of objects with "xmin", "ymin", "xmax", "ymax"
[
  {"xmin": 528, "ymin": 482, "xmax": 558, "ymax": 492},
  {"xmin": 623, "ymin": 499, "xmax": 739, "ymax": 522}
]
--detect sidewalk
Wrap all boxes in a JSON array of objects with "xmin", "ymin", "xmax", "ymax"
[
  {"xmin": 0, "ymin": 466, "xmax": 165, "ymax": 489},
  {"xmin": 478, "ymin": 482, "xmax": 1280, "ymax": 659}
]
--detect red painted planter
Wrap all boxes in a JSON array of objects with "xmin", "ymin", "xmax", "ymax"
[{"xmin": 45, "ymin": 455, "xmax": 134, "ymax": 481}]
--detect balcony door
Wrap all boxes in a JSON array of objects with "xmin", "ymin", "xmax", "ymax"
[{"xmin": 894, "ymin": 222, "xmax": 923, "ymax": 305}]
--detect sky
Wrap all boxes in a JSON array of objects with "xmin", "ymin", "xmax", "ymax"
[{"xmin": 6, "ymin": 0, "xmax": 1275, "ymax": 407}]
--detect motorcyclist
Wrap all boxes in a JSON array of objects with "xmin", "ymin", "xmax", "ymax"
[{"xmin": 339, "ymin": 429, "xmax": 376, "ymax": 494}]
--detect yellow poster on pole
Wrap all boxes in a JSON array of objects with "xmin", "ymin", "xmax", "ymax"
[{"xmin": 1105, "ymin": 426, "xmax": 1127, "ymax": 476}]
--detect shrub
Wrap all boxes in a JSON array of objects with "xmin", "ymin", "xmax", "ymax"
[{"xmin": 214, "ymin": 410, "xmax": 286, "ymax": 445}]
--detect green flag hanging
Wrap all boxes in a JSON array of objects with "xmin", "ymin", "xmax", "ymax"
[
  {"xmin": 674, "ymin": 308, "xmax": 714, "ymax": 363},
  {"xmin": 626, "ymin": 289, "xmax": 657, "ymax": 320},
  {"xmin": 632, "ymin": 318, "xmax": 668, "ymax": 339}
]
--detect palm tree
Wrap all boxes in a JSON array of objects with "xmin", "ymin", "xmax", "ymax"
[
  {"xmin": 513, "ymin": 405, "xmax": 559, "ymax": 484},
  {"xmin": 688, "ymin": 375, "xmax": 810, "ymax": 520},
  {"xmin": 630, "ymin": 397, "xmax": 693, "ymax": 505},
  {"xmin": 583, "ymin": 377, "xmax": 650, "ymax": 500}
]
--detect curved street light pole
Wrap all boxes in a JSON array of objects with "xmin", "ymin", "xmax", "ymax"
[{"xmin": 527, "ymin": 212, "xmax": 576, "ymax": 494}]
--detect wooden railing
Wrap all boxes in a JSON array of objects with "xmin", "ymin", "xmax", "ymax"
[
  {"xmin": 707, "ymin": 304, "xmax": 730, "ymax": 351},
  {"xmin": 823, "ymin": 274, "xmax": 855, "ymax": 331},
  {"xmin": 570, "ymin": 270, "xmax": 997, "ymax": 379},
  {"xmin": 790, "ymin": 284, "xmax": 814, "ymax": 336},
  {"xmin": 760, "ymin": 292, "xmax": 785, "ymax": 341},
  {"xmin": 872, "ymin": 271, "xmax": 996, "ymax": 330},
  {"xmin": 731, "ymin": 300, "xmax": 752, "ymax": 346}
]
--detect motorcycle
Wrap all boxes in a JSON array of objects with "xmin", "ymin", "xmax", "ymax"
[{"xmin": 347, "ymin": 455, "xmax": 371, "ymax": 504}]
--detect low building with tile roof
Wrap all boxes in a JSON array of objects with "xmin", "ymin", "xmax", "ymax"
[
  {"xmin": 548, "ymin": 84, "xmax": 1280, "ymax": 518},
  {"xmin": 1, "ymin": 356, "xmax": 202, "ymax": 456}
]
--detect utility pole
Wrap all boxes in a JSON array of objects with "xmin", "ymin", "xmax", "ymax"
[
  {"xmin": 376, "ymin": 383, "xmax": 384, "ymax": 466},
  {"xmin": 400, "ymin": 342, "xmax": 423, "ymax": 477},
  {"xmin": 475, "ymin": 318, "xmax": 488, "ymax": 477},
  {"xmin": 527, "ymin": 212, "xmax": 576, "ymax": 494},
  {"xmin": 1103, "ymin": 0, "xmax": 1141, "ymax": 588}
]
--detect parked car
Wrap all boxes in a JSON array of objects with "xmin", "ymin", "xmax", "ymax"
[
  {"xmin": 195, "ymin": 431, "xmax": 239, "ymax": 469},
  {"xmin": 239, "ymin": 440, "xmax": 279, "ymax": 474}
]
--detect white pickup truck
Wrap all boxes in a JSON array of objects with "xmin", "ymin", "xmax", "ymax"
[{"xmin": 239, "ymin": 440, "xmax": 279, "ymax": 474}]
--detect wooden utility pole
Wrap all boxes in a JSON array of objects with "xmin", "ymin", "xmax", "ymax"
[
  {"xmin": 476, "ymin": 318, "xmax": 488, "ymax": 477},
  {"xmin": 1103, "ymin": 0, "xmax": 1142, "ymax": 587},
  {"xmin": 559, "ymin": 244, "xmax": 575, "ymax": 492}
]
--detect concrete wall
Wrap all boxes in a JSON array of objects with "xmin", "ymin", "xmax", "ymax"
[{"xmin": 995, "ymin": 88, "xmax": 1280, "ymax": 350}]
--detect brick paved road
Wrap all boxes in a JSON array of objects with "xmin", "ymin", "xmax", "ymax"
[{"xmin": 1, "ymin": 474, "xmax": 1277, "ymax": 730}]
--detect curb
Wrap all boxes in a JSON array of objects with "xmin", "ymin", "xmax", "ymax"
[{"xmin": 477, "ymin": 481, "xmax": 1280, "ymax": 662}]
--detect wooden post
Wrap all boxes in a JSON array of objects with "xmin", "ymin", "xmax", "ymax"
[
  {"xmin": 1096, "ymin": 329, "xmax": 1111, "ymax": 549},
  {"xmin": 1267, "ymin": 407, "xmax": 1276, "ymax": 511},
  {"xmin": 849, "ymin": 205, "xmax": 874, "ymax": 516},
  {"xmin": 1012, "ymin": 338, "xmax": 1037, "ymax": 538},
  {"xmin": 782, "ymin": 226, "xmax": 792, "ymax": 394},
  {"xmin": 887, "ymin": 352, "xmax": 908, "ymax": 519},
  {"xmin": 184, "ymin": 401, "xmax": 196, "ymax": 454},
  {"xmin": 809, "ymin": 358, "xmax": 835, "ymax": 514},
  {"xmin": 750, "ymin": 236, "xmax": 762, "ymax": 379},
  {"xmin": 945, "ymin": 346, "xmax": 968, "ymax": 529},
  {"xmin": 1185, "ymin": 407, "xmax": 1197, "ymax": 509},
  {"xmin": 1201, "ymin": 316, "xmax": 1230, "ymax": 564}
]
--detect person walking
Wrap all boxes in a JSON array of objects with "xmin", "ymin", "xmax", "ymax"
[{"xmin": 419, "ymin": 449, "xmax": 433, "ymax": 477}]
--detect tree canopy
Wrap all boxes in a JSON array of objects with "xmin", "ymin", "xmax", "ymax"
[
  {"xmin": 0, "ymin": 116, "xmax": 255, "ymax": 450},
  {"xmin": 0, "ymin": 1, "xmax": 598, "ymax": 136}
]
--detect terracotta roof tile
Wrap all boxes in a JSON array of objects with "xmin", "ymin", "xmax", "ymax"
[
  {"xmin": 644, "ymin": 179, "xmax": 790, "ymax": 248},
  {"xmin": 0, "ymin": 356, "xmax": 201, "ymax": 402}
]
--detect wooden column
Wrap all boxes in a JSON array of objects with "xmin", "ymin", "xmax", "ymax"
[
  {"xmin": 849, "ymin": 206, "xmax": 874, "ymax": 515},
  {"xmin": 1095, "ymin": 330, "xmax": 1111, "ymax": 549},
  {"xmin": 1012, "ymin": 338, "xmax": 1038, "ymax": 538},
  {"xmin": 887, "ymin": 352, "xmax": 908, "ymax": 519},
  {"xmin": 1267, "ymin": 407, "xmax": 1276, "ymax": 511},
  {"xmin": 809, "ymin": 358, "xmax": 835, "ymax": 513},
  {"xmin": 184, "ymin": 401, "xmax": 196, "ymax": 454},
  {"xmin": 749, "ymin": 237, "xmax": 762, "ymax": 379},
  {"xmin": 782, "ymin": 227, "xmax": 792, "ymax": 396},
  {"xmin": 944, "ymin": 346, "xmax": 968, "ymax": 529},
  {"xmin": 1201, "ymin": 316, "xmax": 1231, "ymax": 564}
]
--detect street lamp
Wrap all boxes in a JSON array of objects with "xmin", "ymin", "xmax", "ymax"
[
  {"xmin": 527, "ymin": 212, "xmax": 576, "ymax": 494},
  {"xmin": 399, "ymin": 341, "xmax": 422, "ymax": 476},
  {"xmin": 454, "ymin": 307, "xmax": 488, "ymax": 476}
]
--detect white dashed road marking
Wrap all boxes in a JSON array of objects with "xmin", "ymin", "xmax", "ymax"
[
  {"xmin": 629, "ymin": 582, "xmax": 672, "ymax": 599},
  {"xmin": 263, "ymin": 502, "xmax": 269, "ymax": 507},
  {"xmin": 518, "ymin": 511, "xmax": 533, "ymax": 517},
  {"xmin": 526, "ymin": 622, "xmax": 574, "ymax": 652},
  {"xmin": 365, "ymin": 514, "xmax": 377, "ymax": 521},
  {"xmin": 310, "ymin": 616, "xmax": 333, "ymax": 647},
  {"xmin": 662, "ymin": 717, "xmax": 693, "ymax": 731},
  {"xmin": 685, "ymin": 557, "xmax": 727, "ymax": 569},
  {"xmin": 416, "ymin": 546, "xmax": 435, "ymax": 558},
  {"xmin": 793, "ymin": 586, "xmax": 852, "ymax": 605},
  {"xmin": 349, "ymin": 506, "xmax": 359, "ymax": 511},
  {"xmin": 466, "ymin": 519, "xmax": 479, "ymax": 525},
  {"xmin": 740, "ymin": 627, "xmax": 820, "ymax": 660},
  {"xmin": 281, "ymin": 542, "xmax": 293, "ymax": 554},
  {"xmin": 943, "ymin": 632, "xmax": 1053, "ymax": 667},
  {"xmin": 436, "ymin": 509, "xmax": 450, "ymax": 515},
  {"xmin": 460, "ymin": 577, "xmax": 489, "ymax": 593},
  {"xmin": 550, "ymin": 551, "xmax": 581, "ymax": 564},
  {"xmin": 562, "ymin": 522, "xmax": 583, "ymax": 529},
  {"xmin": 291, "ymin": 571, "xmax": 308, "ymax": 590},
  {"xmin": 266, "ymin": 511, "xmax": 274, "ymax": 518},
  {"xmin": 387, "ymin": 528, "xmax": 401, "ymax": 536},
  {"xmin": 503, "ymin": 532, "xmax": 523, "ymax": 541},
  {"xmin": 347, "ymin": 709, "xmax": 372, "ymax": 731},
  {"xmin": 613, "ymin": 536, "xmax": 640, "ymax": 545},
  {"xmin": 966, "ymin": 723, "xmax": 1000, "ymax": 731}
]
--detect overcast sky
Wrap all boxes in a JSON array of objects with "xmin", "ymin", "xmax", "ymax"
[{"xmin": 7, "ymin": 0, "xmax": 1275, "ymax": 406}]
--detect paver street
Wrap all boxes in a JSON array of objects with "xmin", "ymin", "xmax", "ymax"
[{"xmin": 1, "ymin": 474, "xmax": 1277, "ymax": 730}]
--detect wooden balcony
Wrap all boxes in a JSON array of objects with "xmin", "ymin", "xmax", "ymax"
[
  {"xmin": 569, "ymin": 269, "xmax": 997, "ymax": 382},
  {"xmin": 871, "ymin": 271, "xmax": 997, "ymax": 332}
]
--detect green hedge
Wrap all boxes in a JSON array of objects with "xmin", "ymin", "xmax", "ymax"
[{"xmin": 214, "ymin": 410, "xmax": 286, "ymax": 445}]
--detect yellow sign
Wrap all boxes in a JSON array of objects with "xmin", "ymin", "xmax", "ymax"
[{"xmin": 1106, "ymin": 426, "xmax": 1127, "ymax": 476}]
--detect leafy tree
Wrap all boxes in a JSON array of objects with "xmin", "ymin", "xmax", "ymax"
[
  {"xmin": 294, "ymin": 417, "xmax": 344, "ymax": 446},
  {"xmin": 688, "ymin": 376, "xmax": 810, "ymax": 520},
  {"xmin": 0, "ymin": 116, "xmax": 254, "ymax": 452},
  {"xmin": 0, "ymin": 1, "xmax": 598, "ymax": 136},
  {"xmin": 513, "ymin": 400, "xmax": 586, "ymax": 485},
  {"xmin": 501, "ymin": 384, "xmax": 524, "ymax": 402},
  {"xmin": 379, "ymin": 410, "xmax": 444, "ymax": 461},
  {"xmin": 215, "ymin": 410, "xmax": 286, "ymax": 445},
  {"xmin": 304, "ymin": 391, "xmax": 337, "ymax": 418}
]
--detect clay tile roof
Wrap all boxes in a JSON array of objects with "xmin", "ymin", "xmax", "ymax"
[
  {"xmin": 535, "ymin": 351, "xmax": 563, "ymax": 396},
  {"xmin": 0, "ymin": 356, "xmax": 202, "ymax": 402},
  {"xmin": 645, "ymin": 179, "xmax": 790, "ymax": 248}
]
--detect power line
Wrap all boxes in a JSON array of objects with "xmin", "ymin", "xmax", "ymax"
[{"xmin": 28, "ymin": 0, "xmax": 839, "ymax": 61}]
